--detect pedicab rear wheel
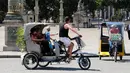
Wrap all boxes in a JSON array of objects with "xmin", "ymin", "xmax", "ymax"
[
  {"xmin": 78, "ymin": 56, "xmax": 91, "ymax": 70},
  {"xmin": 23, "ymin": 53, "xmax": 39, "ymax": 69}
]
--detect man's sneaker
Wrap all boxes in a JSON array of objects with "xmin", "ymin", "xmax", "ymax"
[{"xmin": 65, "ymin": 58, "xmax": 72, "ymax": 63}]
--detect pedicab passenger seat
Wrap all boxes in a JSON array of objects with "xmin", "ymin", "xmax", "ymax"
[
  {"xmin": 101, "ymin": 35, "xmax": 109, "ymax": 52},
  {"xmin": 101, "ymin": 35, "xmax": 109, "ymax": 43},
  {"xmin": 30, "ymin": 33, "xmax": 54, "ymax": 56}
]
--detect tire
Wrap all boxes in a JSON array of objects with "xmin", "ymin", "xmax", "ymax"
[
  {"xmin": 114, "ymin": 50, "xmax": 117, "ymax": 62},
  {"xmin": 39, "ymin": 61, "xmax": 50, "ymax": 67},
  {"xmin": 78, "ymin": 56, "xmax": 91, "ymax": 70},
  {"xmin": 120, "ymin": 56, "xmax": 122, "ymax": 60},
  {"xmin": 23, "ymin": 53, "xmax": 39, "ymax": 69},
  {"xmin": 99, "ymin": 56, "xmax": 101, "ymax": 60}
]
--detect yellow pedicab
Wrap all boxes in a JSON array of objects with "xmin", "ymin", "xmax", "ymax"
[{"xmin": 99, "ymin": 22, "xmax": 125, "ymax": 62}]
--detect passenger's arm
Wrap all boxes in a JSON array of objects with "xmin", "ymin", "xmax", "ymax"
[
  {"xmin": 50, "ymin": 37, "xmax": 54, "ymax": 40},
  {"xmin": 31, "ymin": 38, "xmax": 44, "ymax": 42},
  {"xmin": 50, "ymin": 33, "xmax": 58, "ymax": 36},
  {"xmin": 31, "ymin": 35, "xmax": 44, "ymax": 42}
]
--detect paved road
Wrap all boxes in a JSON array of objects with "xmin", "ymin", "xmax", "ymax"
[{"xmin": 0, "ymin": 57, "xmax": 130, "ymax": 73}]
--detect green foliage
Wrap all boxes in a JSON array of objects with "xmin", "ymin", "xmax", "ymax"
[
  {"xmin": 16, "ymin": 27, "xmax": 26, "ymax": 52},
  {"xmin": 96, "ymin": 0, "xmax": 103, "ymax": 8}
]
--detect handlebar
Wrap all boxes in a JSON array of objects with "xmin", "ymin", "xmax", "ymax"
[
  {"xmin": 71, "ymin": 36, "xmax": 83, "ymax": 47},
  {"xmin": 53, "ymin": 35, "xmax": 85, "ymax": 48},
  {"xmin": 71, "ymin": 35, "xmax": 82, "ymax": 40}
]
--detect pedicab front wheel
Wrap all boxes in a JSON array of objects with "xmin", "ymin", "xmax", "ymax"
[
  {"xmin": 23, "ymin": 53, "xmax": 39, "ymax": 69},
  {"xmin": 114, "ymin": 48, "xmax": 117, "ymax": 62},
  {"xmin": 78, "ymin": 56, "xmax": 91, "ymax": 70}
]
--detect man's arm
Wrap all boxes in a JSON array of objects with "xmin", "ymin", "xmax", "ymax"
[{"xmin": 64, "ymin": 24, "xmax": 81, "ymax": 36}]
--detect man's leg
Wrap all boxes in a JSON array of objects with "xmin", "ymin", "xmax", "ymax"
[
  {"xmin": 109, "ymin": 41, "xmax": 113, "ymax": 56},
  {"xmin": 67, "ymin": 42, "xmax": 74, "ymax": 58}
]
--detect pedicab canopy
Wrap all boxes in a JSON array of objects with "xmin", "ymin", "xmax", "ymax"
[
  {"xmin": 24, "ymin": 22, "xmax": 51, "ymax": 40},
  {"xmin": 105, "ymin": 22, "xmax": 124, "ymax": 27},
  {"xmin": 101, "ymin": 22, "xmax": 125, "ymax": 38},
  {"xmin": 24, "ymin": 22, "xmax": 57, "ymax": 53}
]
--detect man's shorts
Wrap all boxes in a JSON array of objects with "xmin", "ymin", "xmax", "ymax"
[{"xmin": 60, "ymin": 37, "xmax": 71, "ymax": 47}]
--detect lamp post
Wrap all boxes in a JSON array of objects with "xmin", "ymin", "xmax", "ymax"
[
  {"xmin": 59, "ymin": 0, "xmax": 64, "ymax": 24},
  {"xmin": 34, "ymin": 0, "xmax": 39, "ymax": 22}
]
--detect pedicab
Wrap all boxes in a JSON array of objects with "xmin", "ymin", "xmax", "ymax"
[
  {"xmin": 98, "ymin": 22, "xmax": 125, "ymax": 62},
  {"xmin": 22, "ymin": 22, "xmax": 91, "ymax": 70}
]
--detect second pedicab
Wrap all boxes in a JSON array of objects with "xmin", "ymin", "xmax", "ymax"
[{"xmin": 98, "ymin": 22, "xmax": 125, "ymax": 62}]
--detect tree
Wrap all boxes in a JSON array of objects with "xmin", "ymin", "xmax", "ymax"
[
  {"xmin": 25, "ymin": 0, "xmax": 130, "ymax": 21},
  {"xmin": 0, "ymin": 0, "xmax": 7, "ymax": 23},
  {"xmin": 0, "ymin": 0, "xmax": 8, "ymax": 12},
  {"xmin": 25, "ymin": 0, "xmax": 79, "ymax": 22},
  {"xmin": 63, "ymin": 0, "xmax": 79, "ymax": 17},
  {"xmin": 83, "ymin": 0, "xmax": 98, "ymax": 18},
  {"xmin": 96, "ymin": 0, "xmax": 103, "ymax": 9},
  {"xmin": 24, "ymin": 0, "xmax": 35, "ymax": 10}
]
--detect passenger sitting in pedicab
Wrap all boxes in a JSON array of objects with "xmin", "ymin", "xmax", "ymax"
[
  {"xmin": 30, "ymin": 28, "xmax": 54, "ymax": 55},
  {"xmin": 108, "ymin": 24, "xmax": 119, "ymax": 55},
  {"xmin": 43, "ymin": 26, "xmax": 58, "ymax": 49}
]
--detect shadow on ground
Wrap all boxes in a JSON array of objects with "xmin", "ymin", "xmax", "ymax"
[
  {"xmin": 101, "ymin": 58, "xmax": 130, "ymax": 63},
  {"xmin": 31, "ymin": 66, "xmax": 101, "ymax": 71},
  {"xmin": 118, "ymin": 59, "xmax": 130, "ymax": 63}
]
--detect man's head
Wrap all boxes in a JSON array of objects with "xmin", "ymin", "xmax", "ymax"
[
  {"xmin": 65, "ymin": 16, "xmax": 70, "ymax": 23},
  {"xmin": 111, "ymin": 24, "xmax": 117, "ymax": 28}
]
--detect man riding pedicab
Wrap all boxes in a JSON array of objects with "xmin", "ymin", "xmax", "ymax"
[{"xmin": 108, "ymin": 24, "xmax": 120, "ymax": 56}]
